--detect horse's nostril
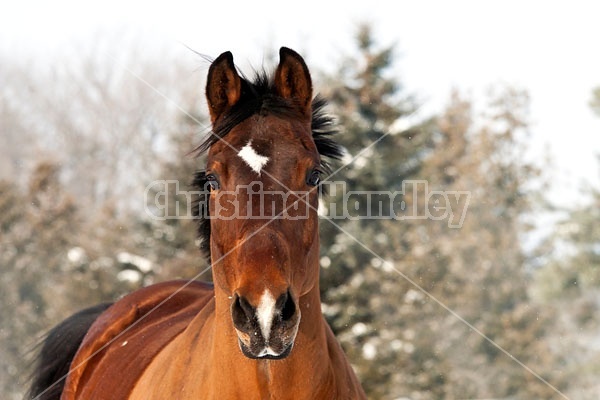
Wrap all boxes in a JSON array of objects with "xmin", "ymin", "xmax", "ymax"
[
  {"xmin": 231, "ymin": 294, "xmax": 255, "ymax": 329},
  {"xmin": 280, "ymin": 291, "xmax": 296, "ymax": 322}
]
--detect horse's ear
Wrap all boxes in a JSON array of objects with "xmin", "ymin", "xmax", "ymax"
[
  {"xmin": 206, "ymin": 51, "xmax": 242, "ymax": 124},
  {"xmin": 274, "ymin": 47, "xmax": 313, "ymax": 118}
]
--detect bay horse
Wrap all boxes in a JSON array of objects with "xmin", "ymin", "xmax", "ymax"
[{"xmin": 28, "ymin": 47, "xmax": 366, "ymax": 399}]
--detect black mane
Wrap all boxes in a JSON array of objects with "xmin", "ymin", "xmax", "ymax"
[{"xmin": 192, "ymin": 70, "xmax": 343, "ymax": 260}]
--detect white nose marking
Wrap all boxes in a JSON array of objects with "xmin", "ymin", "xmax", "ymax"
[
  {"xmin": 238, "ymin": 140, "xmax": 269, "ymax": 175},
  {"xmin": 256, "ymin": 290, "xmax": 276, "ymax": 342}
]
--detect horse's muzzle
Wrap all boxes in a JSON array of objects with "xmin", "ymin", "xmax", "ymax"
[{"xmin": 231, "ymin": 289, "xmax": 300, "ymax": 359}]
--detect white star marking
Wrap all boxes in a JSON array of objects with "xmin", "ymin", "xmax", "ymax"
[{"xmin": 238, "ymin": 140, "xmax": 269, "ymax": 175}]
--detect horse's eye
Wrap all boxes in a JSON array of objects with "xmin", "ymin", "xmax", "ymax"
[
  {"xmin": 306, "ymin": 169, "xmax": 321, "ymax": 187},
  {"xmin": 205, "ymin": 174, "xmax": 220, "ymax": 191}
]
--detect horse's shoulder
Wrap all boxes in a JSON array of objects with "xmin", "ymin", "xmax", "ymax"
[{"xmin": 62, "ymin": 280, "xmax": 214, "ymax": 399}]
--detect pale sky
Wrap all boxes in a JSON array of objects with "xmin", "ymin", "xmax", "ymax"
[{"xmin": 2, "ymin": 0, "xmax": 600, "ymax": 206}]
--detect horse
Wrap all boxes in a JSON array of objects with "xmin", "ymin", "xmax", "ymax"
[{"xmin": 28, "ymin": 47, "xmax": 366, "ymax": 399}]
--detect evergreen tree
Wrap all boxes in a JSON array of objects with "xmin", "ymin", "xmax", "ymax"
[
  {"xmin": 531, "ymin": 89, "xmax": 600, "ymax": 398},
  {"xmin": 0, "ymin": 163, "xmax": 141, "ymax": 398},
  {"xmin": 318, "ymin": 25, "xmax": 436, "ymax": 398},
  {"xmin": 318, "ymin": 25, "xmax": 565, "ymax": 397},
  {"xmin": 420, "ymin": 89, "xmax": 565, "ymax": 399},
  {"xmin": 134, "ymin": 107, "xmax": 210, "ymax": 283},
  {"xmin": 0, "ymin": 163, "xmax": 87, "ymax": 398}
]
